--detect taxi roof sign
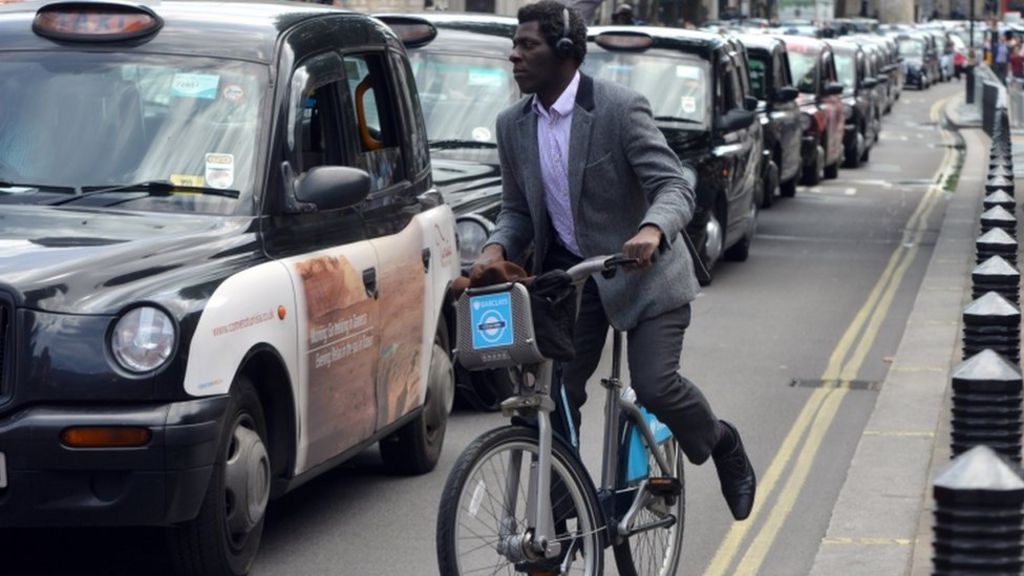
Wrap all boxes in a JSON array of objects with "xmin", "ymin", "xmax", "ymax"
[
  {"xmin": 33, "ymin": 1, "xmax": 163, "ymax": 43},
  {"xmin": 595, "ymin": 32, "xmax": 653, "ymax": 52},
  {"xmin": 377, "ymin": 16, "xmax": 437, "ymax": 48}
]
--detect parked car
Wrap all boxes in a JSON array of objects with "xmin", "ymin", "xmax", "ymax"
[
  {"xmin": 378, "ymin": 13, "xmax": 521, "ymax": 412},
  {"xmin": 781, "ymin": 35, "xmax": 846, "ymax": 185},
  {"xmin": 896, "ymin": 33, "xmax": 931, "ymax": 89},
  {"xmin": 585, "ymin": 27, "xmax": 761, "ymax": 281},
  {"xmin": 827, "ymin": 39, "xmax": 882, "ymax": 168},
  {"xmin": 853, "ymin": 34, "xmax": 902, "ymax": 112},
  {"xmin": 0, "ymin": 2, "xmax": 461, "ymax": 574},
  {"xmin": 740, "ymin": 33, "xmax": 803, "ymax": 202}
]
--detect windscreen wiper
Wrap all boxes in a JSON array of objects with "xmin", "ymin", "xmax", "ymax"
[
  {"xmin": 654, "ymin": 116, "xmax": 703, "ymax": 125},
  {"xmin": 50, "ymin": 180, "xmax": 240, "ymax": 205},
  {"xmin": 429, "ymin": 139, "xmax": 498, "ymax": 150},
  {"xmin": 0, "ymin": 181, "xmax": 78, "ymax": 193}
]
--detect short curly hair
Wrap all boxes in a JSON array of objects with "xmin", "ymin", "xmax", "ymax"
[{"xmin": 517, "ymin": 1, "xmax": 587, "ymax": 65}]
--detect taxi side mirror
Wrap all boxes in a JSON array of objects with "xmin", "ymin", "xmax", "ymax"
[
  {"xmin": 295, "ymin": 166, "xmax": 371, "ymax": 212},
  {"xmin": 774, "ymin": 86, "xmax": 799, "ymax": 102},
  {"xmin": 744, "ymin": 95, "xmax": 759, "ymax": 112},
  {"xmin": 823, "ymin": 82, "xmax": 845, "ymax": 96},
  {"xmin": 860, "ymin": 77, "xmax": 879, "ymax": 90}
]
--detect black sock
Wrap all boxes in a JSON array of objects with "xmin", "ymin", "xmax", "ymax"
[{"xmin": 712, "ymin": 421, "xmax": 737, "ymax": 459}]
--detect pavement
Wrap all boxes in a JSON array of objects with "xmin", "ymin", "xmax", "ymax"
[{"xmin": 808, "ymin": 93, "xmax": 1000, "ymax": 575}]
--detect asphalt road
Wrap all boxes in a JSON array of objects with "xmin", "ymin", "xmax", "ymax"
[{"xmin": 5, "ymin": 81, "xmax": 963, "ymax": 576}]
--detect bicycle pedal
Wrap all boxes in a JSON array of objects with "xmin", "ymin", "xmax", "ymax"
[{"xmin": 647, "ymin": 476, "xmax": 682, "ymax": 498}]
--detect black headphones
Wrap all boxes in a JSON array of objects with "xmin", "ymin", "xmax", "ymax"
[{"xmin": 555, "ymin": 7, "xmax": 574, "ymax": 58}]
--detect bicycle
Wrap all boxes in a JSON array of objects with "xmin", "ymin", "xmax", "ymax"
[{"xmin": 437, "ymin": 255, "xmax": 685, "ymax": 576}]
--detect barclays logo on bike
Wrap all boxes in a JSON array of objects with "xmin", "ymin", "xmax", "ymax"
[{"xmin": 470, "ymin": 292, "xmax": 515, "ymax": 350}]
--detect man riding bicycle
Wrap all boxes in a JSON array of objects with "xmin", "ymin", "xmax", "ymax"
[{"xmin": 471, "ymin": 1, "xmax": 757, "ymax": 521}]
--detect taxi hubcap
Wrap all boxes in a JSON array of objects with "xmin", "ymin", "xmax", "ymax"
[{"xmin": 224, "ymin": 419, "xmax": 270, "ymax": 545}]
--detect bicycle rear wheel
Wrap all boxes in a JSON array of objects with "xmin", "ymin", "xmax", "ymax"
[
  {"xmin": 612, "ymin": 429, "xmax": 685, "ymax": 576},
  {"xmin": 436, "ymin": 425, "xmax": 604, "ymax": 576}
]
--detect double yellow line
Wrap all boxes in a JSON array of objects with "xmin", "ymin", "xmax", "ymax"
[{"xmin": 705, "ymin": 98, "xmax": 954, "ymax": 576}]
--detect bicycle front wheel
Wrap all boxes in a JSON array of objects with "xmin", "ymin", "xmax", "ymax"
[
  {"xmin": 436, "ymin": 425, "xmax": 604, "ymax": 576},
  {"xmin": 612, "ymin": 433, "xmax": 685, "ymax": 576}
]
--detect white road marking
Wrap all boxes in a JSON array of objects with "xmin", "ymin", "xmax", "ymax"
[{"xmin": 844, "ymin": 188, "xmax": 857, "ymax": 196}]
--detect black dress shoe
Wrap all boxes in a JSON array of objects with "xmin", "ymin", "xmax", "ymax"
[{"xmin": 713, "ymin": 420, "xmax": 756, "ymax": 521}]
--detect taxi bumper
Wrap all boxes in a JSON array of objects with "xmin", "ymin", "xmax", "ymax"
[{"xmin": 0, "ymin": 395, "xmax": 228, "ymax": 527}]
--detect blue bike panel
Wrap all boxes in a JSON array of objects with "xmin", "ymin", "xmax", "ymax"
[
  {"xmin": 469, "ymin": 292, "xmax": 514, "ymax": 350},
  {"xmin": 626, "ymin": 406, "xmax": 673, "ymax": 482}
]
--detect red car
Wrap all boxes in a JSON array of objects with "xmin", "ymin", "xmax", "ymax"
[{"xmin": 781, "ymin": 35, "xmax": 846, "ymax": 185}]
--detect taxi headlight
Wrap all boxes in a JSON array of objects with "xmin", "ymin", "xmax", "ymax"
[
  {"xmin": 456, "ymin": 216, "xmax": 492, "ymax": 266},
  {"xmin": 110, "ymin": 306, "xmax": 176, "ymax": 373}
]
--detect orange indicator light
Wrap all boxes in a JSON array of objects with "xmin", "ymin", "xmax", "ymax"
[{"xmin": 61, "ymin": 427, "xmax": 152, "ymax": 448}]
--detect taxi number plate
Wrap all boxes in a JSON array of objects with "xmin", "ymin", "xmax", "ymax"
[{"xmin": 0, "ymin": 452, "xmax": 6, "ymax": 488}]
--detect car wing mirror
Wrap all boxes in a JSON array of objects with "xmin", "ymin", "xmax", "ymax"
[
  {"xmin": 875, "ymin": 74, "xmax": 889, "ymax": 84},
  {"xmin": 823, "ymin": 82, "xmax": 845, "ymax": 96},
  {"xmin": 715, "ymin": 109, "xmax": 756, "ymax": 132},
  {"xmin": 860, "ymin": 77, "xmax": 879, "ymax": 90},
  {"xmin": 743, "ymin": 95, "xmax": 759, "ymax": 112},
  {"xmin": 293, "ymin": 166, "xmax": 371, "ymax": 212},
  {"xmin": 775, "ymin": 85, "xmax": 800, "ymax": 102}
]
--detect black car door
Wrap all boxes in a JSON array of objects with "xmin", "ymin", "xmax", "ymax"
[
  {"xmin": 773, "ymin": 46, "xmax": 802, "ymax": 182},
  {"xmin": 719, "ymin": 55, "xmax": 755, "ymax": 241}
]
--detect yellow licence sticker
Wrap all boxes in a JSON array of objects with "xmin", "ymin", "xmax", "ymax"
[{"xmin": 170, "ymin": 174, "xmax": 206, "ymax": 187}]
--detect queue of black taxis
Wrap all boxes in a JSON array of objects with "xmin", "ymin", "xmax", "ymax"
[
  {"xmin": 377, "ymin": 12, "xmax": 523, "ymax": 411},
  {"xmin": 584, "ymin": 27, "xmax": 762, "ymax": 282},
  {"xmin": 0, "ymin": 2, "xmax": 459, "ymax": 574}
]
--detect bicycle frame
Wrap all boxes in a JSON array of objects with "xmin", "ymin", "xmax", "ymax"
[{"xmin": 457, "ymin": 255, "xmax": 679, "ymax": 563}]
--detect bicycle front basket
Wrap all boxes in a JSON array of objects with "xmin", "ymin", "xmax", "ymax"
[{"xmin": 455, "ymin": 282, "xmax": 545, "ymax": 370}]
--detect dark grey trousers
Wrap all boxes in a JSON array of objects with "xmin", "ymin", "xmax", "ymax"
[{"xmin": 544, "ymin": 245, "xmax": 722, "ymax": 465}]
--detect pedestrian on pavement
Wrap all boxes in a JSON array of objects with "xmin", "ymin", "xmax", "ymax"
[
  {"xmin": 611, "ymin": 3, "xmax": 634, "ymax": 25},
  {"xmin": 1010, "ymin": 42, "xmax": 1024, "ymax": 84},
  {"xmin": 473, "ymin": 0, "xmax": 757, "ymax": 521},
  {"xmin": 995, "ymin": 32, "xmax": 1010, "ymax": 85}
]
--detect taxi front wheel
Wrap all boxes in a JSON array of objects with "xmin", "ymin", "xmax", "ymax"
[{"xmin": 166, "ymin": 376, "xmax": 270, "ymax": 576}]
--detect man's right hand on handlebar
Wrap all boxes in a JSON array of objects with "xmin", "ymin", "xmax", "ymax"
[{"xmin": 471, "ymin": 243, "xmax": 507, "ymax": 280}]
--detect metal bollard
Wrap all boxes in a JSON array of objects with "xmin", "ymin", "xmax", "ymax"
[
  {"xmin": 950, "ymin": 350, "xmax": 1024, "ymax": 462},
  {"xmin": 985, "ymin": 191, "xmax": 1017, "ymax": 212},
  {"xmin": 973, "ymin": 256, "xmax": 1022, "ymax": 306},
  {"xmin": 962, "ymin": 292, "xmax": 1021, "ymax": 364},
  {"xmin": 981, "ymin": 206, "xmax": 1018, "ymax": 238},
  {"xmin": 977, "ymin": 228, "xmax": 1019, "ymax": 264},
  {"xmin": 987, "ymin": 176, "xmax": 1015, "ymax": 196},
  {"xmin": 990, "ymin": 165, "xmax": 1015, "ymax": 181},
  {"xmin": 932, "ymin": 445, "xmax": 1024, "ymax": 575}
]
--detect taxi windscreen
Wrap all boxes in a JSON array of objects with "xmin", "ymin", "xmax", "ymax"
[
  {"xmin": 408, "ymin": 52, "xmax": 517, "ymax": 148},
  {"xmin": 0, "ymin": 52, "xmax": 265, "ymax": 214},
  {"xmin": 897, "ymin": 39, "xmax": 924, "ymax": 58},
  {"xmin": 583, "ymin": 51, "xmax": 709, "ymax": 126},
  {"xmin": 787, "ymin": 51, "xmax": 818, "ymax": 94},
  {"xmin": 833, "ymin": 51, "xmax": 856, "ymax": 95}
]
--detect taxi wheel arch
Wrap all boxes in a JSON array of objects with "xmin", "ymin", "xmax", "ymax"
[
  {"xmin": 379, "ymin": 316, "xmax": 452, "ymax": 475},
  {"xmin": 240, "ymin": 347, "xmax": 297, "ymax": 495},
  {"xmin": 166, "ymin": 374, "xmax": 271, "ymax": 576}
]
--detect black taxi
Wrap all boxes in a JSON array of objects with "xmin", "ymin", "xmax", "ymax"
[
  {"xmin": 584, "ymin": 27, "xmax": 762, "ymax": 282},
  {"xmin": 377, "ymin": 13, "xmax": 520, "ymax": 411},
  {"xmin": 0, "ymin": 2, "xmax": 459, "ymax": 575}
]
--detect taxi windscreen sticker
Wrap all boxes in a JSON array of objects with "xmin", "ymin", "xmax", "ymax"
[
  {"xmin": 170, "ymin": 174, "xmax": 206, "ymax": 187},
  {"xmin": 172, "ymin": 73, "xmax": 221, "ymax": 100},
  {"xmin": 467, "ymin": 68, "xmax": 506, "ymax": 88},
  {"xmin": 471, "ymin": 127, "xmax": 492, "ymax": 142},
  {"xmin": 205, "ymin": 153, "xmax": 234, "ymax": 189},
  {"xmin": 470, "ymin": 293, "xmax": 514, "ymax": 350},
  {"xmin": 681, "ymin": 96, "xmax": 697, "ymax": 115},
  {"xmin": 221, "ymin": 84, "xmax": 245, "ymax": 102}
]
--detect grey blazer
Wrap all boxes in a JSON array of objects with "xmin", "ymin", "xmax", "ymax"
[{"xmin": 487, "ymin": 73, "xmax": 700, "ymax": 331}]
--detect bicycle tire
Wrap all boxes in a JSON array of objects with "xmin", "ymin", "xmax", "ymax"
[
  {"xmin": 612, "ymin": 423, "xmax": 686, "ymax": 576},
  {"xmin": 436, "ymin": 425, "xmax": 604, "ymax": 576}
]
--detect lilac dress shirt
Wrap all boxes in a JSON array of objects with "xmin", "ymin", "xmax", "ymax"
[{"xmin": 532, "ymin": 71, "xmax": 582, "ymax": 257}]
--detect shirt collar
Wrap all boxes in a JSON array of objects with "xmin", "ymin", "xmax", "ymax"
[{"xmin": 532, "ymin": 71, "xmax": 581, "ymax": 119}]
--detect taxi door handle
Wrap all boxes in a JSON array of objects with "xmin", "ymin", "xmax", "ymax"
[
  {"xmin": 362, "ymin": 268, "xmax": 378, "ymax": 300},
  {"xmin": 422, "ymin": 248, "xmax": 431, "ymax": 273}
]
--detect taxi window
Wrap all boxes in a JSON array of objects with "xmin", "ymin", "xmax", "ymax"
[
  {"xmin": 343, "ymin": 54, "xmax": 405, "ymax": 193},
  {"xmin": 787, "ymin": 50, "xmax": 818, "ymax": 94},
  {"xmin": 288, "ymin": 52, "xmax": 347, "ymax": 174},
  {"xmin": 747, "ymin": 56, "xmax": 768, "ymax": 100},
  {"xmin": 389, "ymin": 51, "xmax": 430, "ymax": 178}
]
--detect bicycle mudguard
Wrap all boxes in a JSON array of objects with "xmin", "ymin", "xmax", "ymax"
[{"xmin": 624, "ymin": 407, "xmax": 673, "ymax": 483}]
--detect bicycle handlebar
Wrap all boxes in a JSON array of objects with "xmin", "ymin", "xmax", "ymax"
[{"xmin": 565, "ymin": 254, "xmax": 639, "ymax": 284}]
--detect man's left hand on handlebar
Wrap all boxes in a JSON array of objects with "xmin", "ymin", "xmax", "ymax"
[{"xmin": 622, "ymin": 225, "xmax": 663, "ymax": 270}]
